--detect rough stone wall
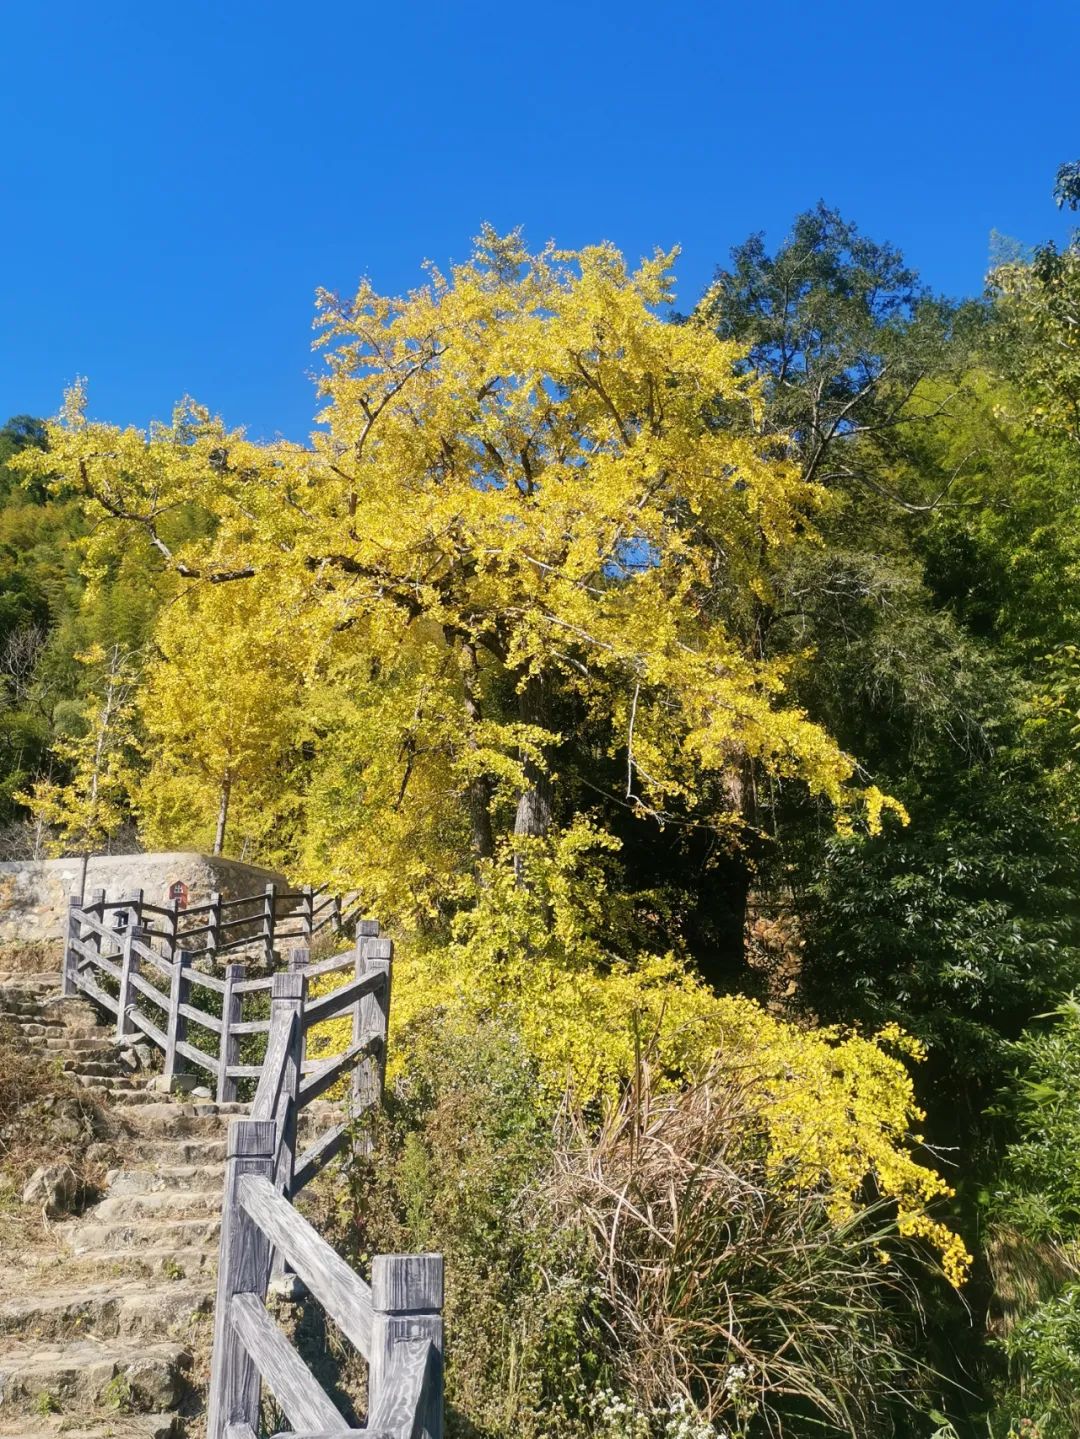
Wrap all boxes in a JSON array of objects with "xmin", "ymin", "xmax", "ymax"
[{"xmin": 0, "ymin": 852, "xmax": 290, "ymax": 944}]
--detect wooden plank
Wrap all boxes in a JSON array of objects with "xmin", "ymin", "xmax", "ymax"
[
  {"xmin": 206, "ymin": 1119, "xmax": 277, "ymax": 1439},
  {"xmin": 298, "ymin": 1037, "xmax": 379, "ymax": 1108},
  {"xmin": 72, "ymin": 969, "xmax": 120, "ymax": 1016},
  {"xmin": 233, "ymin": 975, "xmax": 274, "ymax": 994},
  {"xmin": 292, "ymin": 1120, "xmax": 350, "ymax": 1196},
  {"xmin": 224, "ymin": 1425, "xmax": 259, "ymax": 1439},
  {"xmin": 218, "ymin": 963, "xmax": 243, "ymax": 1104},
  {"xmin": 228, "ymin": 1018, "xmax": 270, "ymax": 1035},
  {"xmin": 128, "ymin": 934, "xmax": 177, "ymax": 983},
  {"xmin": 262, "ymin": 883, "xmax": 276, "ymax": 966},
  {"xmin": 230, "ymin": 1292, "xmax": 343, "ymax": 1433},
  {"xmin": 251, "ymin": 1008, "xmax": 295, "ymax": 1123},
  {"xmin": 226, "ymin": 1065, "xmax": 265, "ymax": 1079},
  {"xmin": 302, "ymin": 970, "xmax": 382, "ymax": 1030},
  {"xmin": 354, "ymin": 935, "xmax": 392, "ymax": 1112},
  {"xmin": 238, "ymin": 1175, "xmax": 374, "ymax": 1355},
  {"xmin": 207, "ymin": 890, "xmax": 222, "ymax": 964},
  {"xmin": 70, "ymin": 935, "xmax": 122, "ymax": 978},
  {"xmin": 117, "ymin": 926, "xmax": 137, "ymax": 1041},
  {"xmin": 370, "ymin": 1255, "xmax": 443, "ymax": 1439},
  {"xmin": 164, "ymin": 951, "xmax": 191, "ymax": 1087},
  {"xmin": 63, "ymin": 895, "xmax": 80, "ymax": 997},
  {"xmin": 128, "ymin": 968, "xmax": 171, "ymax": 1012},
  {"xmin": 89, "ymin": 948, "xmax": 123, "ymax": 982},
  {"xmin": 179, "ymin": 1000, "xmax": 223, "ymax": 1034},
  {"xmin": 188, "ymin": 968, "xmax": 227, "ymax": 995},
  {"xmin": 299, "ymin": 952, "xmax": 354, "ymax": 981},
  {"xmin": 175, "ymin": 1037, "xmax": 221, "ymax": 1076},
  {"xmin": 370, "ymin": 1338, "xmax": 435, "ymax": 1439},
  {"xmin": 128, "ymin": 1006, "xmax": 169, "ymax": 1051}
]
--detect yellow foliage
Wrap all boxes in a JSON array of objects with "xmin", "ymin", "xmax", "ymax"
[
  {"xmin": 14, "ymin": 231, "xmax": 902, "ymax": 906},
  {"xmin": 314, "ymin": 820, "xmax": 969, "ymax": 1285}
]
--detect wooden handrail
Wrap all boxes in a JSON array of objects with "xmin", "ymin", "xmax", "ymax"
[{"xmin": 63, "ymin": 884, "xmax": 441, "ymax": 1439}]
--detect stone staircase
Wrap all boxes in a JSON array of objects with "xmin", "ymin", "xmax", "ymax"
[{"xmin": 0, "ymin": 971, "xmax": 235, "ymax": 1438}]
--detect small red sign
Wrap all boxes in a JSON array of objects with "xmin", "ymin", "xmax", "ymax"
[{"xmin": 169, "ymin": 880, "xmax": 189, "ymax": 910}]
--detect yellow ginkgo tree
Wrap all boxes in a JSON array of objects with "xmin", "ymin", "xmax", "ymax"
[{"xmin": 18, "ymin": 230, "xmax": 904, "ymax": 918}]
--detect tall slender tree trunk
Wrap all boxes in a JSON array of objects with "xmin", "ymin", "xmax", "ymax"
[
  {"xmin": 513, "ymin": 674, "xmax": 553, "ymax": 884},
  {"xmin": 456, "ymin": 639, "xmax": 495, "ymax": 863},
  {"xmin": 213, "ymin": 772, "xmax": 231, "ymax": 856}
]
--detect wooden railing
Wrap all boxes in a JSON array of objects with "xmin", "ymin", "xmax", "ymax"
[
  {"xmin": 62, "ymin": 891, "xmax": 444, "ymax": 1439},
  {"xmin": 74, "ymin": 881, "xmax": 364, "ymax": 971}
]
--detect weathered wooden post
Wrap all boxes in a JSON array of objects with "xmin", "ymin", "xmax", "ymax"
[
  {"xmin": 370, "ymin": 1253, "xmax": 444, "ymax": 1439},
  {"xmin": 164, "ymin": 949, "xmax": 191, "ymax": 1087},
  {"xmin": 354, "ymin": 923, "xmax": 392, "ymax": 1113},
  {"xmin": 206, "ymin": 1118, "xmax": 276, "ymax": 1439},
  {"xmin": 331, "ymin": 890, "xmax": 342, "ymax": 936},
  {"xmin": 270, "ymin": 970, "xmax": 305, "ymax": 1199},
  {"xmin": 216, "ymin": 962, "xmax": 245, "ymax": 1103},
  {"xmin": 87, "ymin": 887, "xmax": 106, "ymax": 970},
  {"xmin": 63, "ymin": 893, "xmax": 81, "ymax": 997},
  {"xmin": 166, "ymin": 895, "xmax": 181, "ymax": 971},
  {"xmin": 262, "ymin": 883, "xmax": 277, "ymax": 966},
  {"xmin": 301, "ymin": 885, "xmax": 314, "ymax": 945},
  {"xmin": 126, "ymin": 887, "xmax": 144, "ymax": 933},
  {"xmin": 115, "ymin": 922, "xmax": 143, "ymax": 1043},
  {"xmin": 288, "ymin": 946, "xmax": 309, "ymax": 1072},
  {"xmin": 207, "ymin": 890, "xmax": 222, "ymax": 965},
  {"xmin": 268, "ymin": 970, "xmax": 305, "ymax": 1282}
]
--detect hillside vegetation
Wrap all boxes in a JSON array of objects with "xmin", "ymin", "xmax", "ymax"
[{"xmin": 8, "ymin": 178, "xmax": 1080, "ymax": 1435}]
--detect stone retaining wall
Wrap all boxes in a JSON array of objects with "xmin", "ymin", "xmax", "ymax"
[{"xmin": 0, "ymin": 852, "xmax": 290, "ymax": 944}]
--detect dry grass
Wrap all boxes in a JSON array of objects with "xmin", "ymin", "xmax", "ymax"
[
  {"xmin": 0, "ymin": 938, "xmax": 64, "ymax": 975},
  {"xmin": 547, "ymin": 1065, "xmax": 934, "ymax": 1437},
  {"xmin": 0, "ymin": 1019, "xmax": 106, "ymax": 1242}
]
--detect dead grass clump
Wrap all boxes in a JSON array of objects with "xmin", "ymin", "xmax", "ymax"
[
  {"xmin": 548, "ymin": 1065, "xmax": 935, "ymax": 1438},
  {"xmin": 0, "ymin": 1019, "xmax": 105, "ymax": 1236}
]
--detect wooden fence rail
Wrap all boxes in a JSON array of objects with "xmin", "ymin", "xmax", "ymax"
[
  {"xmin": 70, "ymin": 882, "xmax": 361, "ymax": 971},
  {"xmin": 62, "ymin": 887, "xmax": 443, "ymax": 1439}
]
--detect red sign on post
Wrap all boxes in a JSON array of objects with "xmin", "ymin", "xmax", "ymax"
[{"xmin": 169, "ymin": 880, "xmax": 189, "ymax": 910}]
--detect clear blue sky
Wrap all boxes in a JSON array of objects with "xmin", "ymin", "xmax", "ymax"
[{"xmin": 2, "ymin": 0, "xmax": 1077, "ymax": 443}]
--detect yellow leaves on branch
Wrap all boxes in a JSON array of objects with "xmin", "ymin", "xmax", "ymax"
[{"xmin": 14, "ymin": 230, "xmax": 904, "ymax": 893}]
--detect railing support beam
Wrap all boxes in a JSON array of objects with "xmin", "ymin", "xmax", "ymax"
[{"xmin": 207, "ymin": 1118, "xmax": 277, "ymax": 1439}]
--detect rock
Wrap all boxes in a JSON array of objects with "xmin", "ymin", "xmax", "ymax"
[
  {"xmin": 22, "ymin": 1163, "xmax": 76, "ymax": 1216},
  {"xmin": 132, "ymin": 1043, "xmax": 155, "ymax": 1070},
  {"xmin": 121, "ymin": 1352, "xmax": 187, "ymax": 1411},
  {"xmin": 268, "ymin": 1272, "xmax": 307, "ymax": 1303},
  {"xmin": 189, "ymin": 1085, "xmax": 212, "ymax": 1099},
  {"xmin": 148, "ymin": 1073, "xmax": 199, "ymax": 1094},
  {"xmin": 118, "ymin": 1047, "xmax": 141, "ymax": 1071}
]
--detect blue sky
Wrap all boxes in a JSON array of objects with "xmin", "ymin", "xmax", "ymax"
[{"xmin": 2, "ymin": 0, "xmax": 1077, "ymax": 443}]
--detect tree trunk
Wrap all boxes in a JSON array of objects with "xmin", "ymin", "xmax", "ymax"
[
  {"xmin": 513, "ymin": 674, "xmax": 553, "ymax": 883},
  {"xmin": 213, "ymin": 773, "xmax": 231, "ymax": 856},
  {"xmin": 456, "ymin": 640, "xmax": 495, "ymax": 863}
]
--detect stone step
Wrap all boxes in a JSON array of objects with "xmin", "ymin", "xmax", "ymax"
[
  {"xmin": 107, "ymin": 1165, "xmax": 224, "ymax": 1196},
  {"xmin": 44, "ymin": 1035, "xmax": 118, "ymax": 1052},
  {"xmin": 67, "ymin": 1059, "xmax": 131, "ymax": 1077},
  {"xmin": 52, "ymin": 1247, "xmax": 219, "ymax": 1282},
  {"xmin": 0, "ymin": 1336, "xmax": 191, "ymax": 1415},
  {"xmin": 70, "ymin": 1216, "xmax": 222, "ymax": 1254},
  {"xmin": 107, "ymin": 1102, "xmax": 246, "ymax": 1136},
  {"xmin": 75, "ymin": 1076, "xmax": 145, "ymax": 1094},
  {"xmin": 0, "ymin": 1416, "xmax": 177, "ymax": 1439},
  {"xmin": 89, "ymin": 1137, "xmax": 228, "ymax": 1167},
  {"xmin": 90, "ymin": 1189, "xmax": 222, "ymax": 1222},
  {"xmin": 0, "ymin": 1282, "xmax": 212, "ymax": 1341}
]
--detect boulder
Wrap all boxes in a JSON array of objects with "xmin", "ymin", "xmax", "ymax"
[{"xmin": 21, "ymin": 1163, "xmax": 76, "ymax": 1216}]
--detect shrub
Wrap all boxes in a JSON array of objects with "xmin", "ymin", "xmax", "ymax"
[{"xmin": 316, "ymin": 1014, "xmax": 950, "ymax": 1439}]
